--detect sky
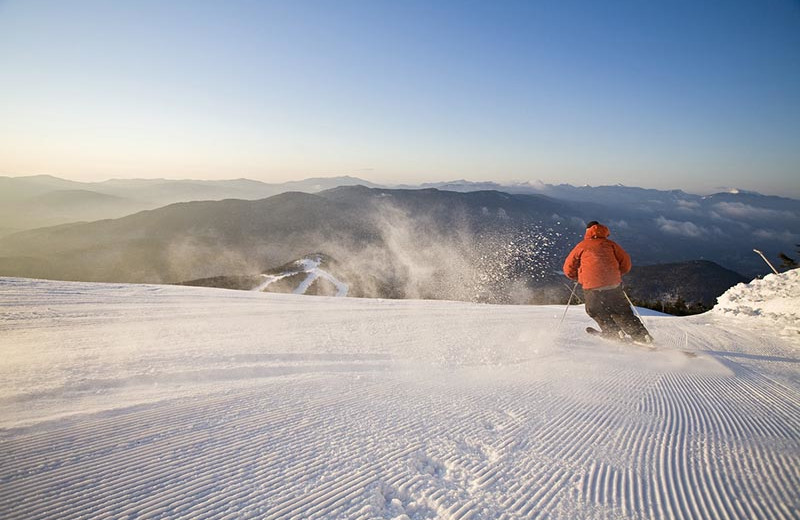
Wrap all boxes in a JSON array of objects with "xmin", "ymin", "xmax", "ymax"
[{"xmin": 0, "ymin": 0, "xmax": 799, "ymax": 196}]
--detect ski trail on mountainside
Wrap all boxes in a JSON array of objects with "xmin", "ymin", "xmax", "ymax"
[
  {"xmin": 251, "ymin": 257, "xmax": 348, "ymax": 296},
  {"xmin": 252, "ymin": 273, "xmax": 287, "ymax": 292},
  {"xmin": 292, "ymin": 258, "xmax": 349, "ymax": 297}
]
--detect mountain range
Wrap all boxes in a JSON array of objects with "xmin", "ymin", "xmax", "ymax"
[
  {"xmin": 2, "ymin": 175, "xmax": 796, "ymax": 309},
  {"xmin": 3, "ymin": 175, "xmax": 798, "ymax": 279},
  {"xmin": 0, "ymin": 187, "xmax": 570, "ymax": 302},
  {"xmin": 0, "ymin": 174, "xmax": 381, "ymax": 236}
]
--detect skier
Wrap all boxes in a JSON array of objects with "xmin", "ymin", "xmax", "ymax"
[{"xmin": 563, "ymin": 221, "xmax": 652, "ymax": 343}]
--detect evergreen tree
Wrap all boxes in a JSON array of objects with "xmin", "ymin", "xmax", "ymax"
[{"xmin": 778, "ymin": 245, "xmax": 800, "ymax": 270}]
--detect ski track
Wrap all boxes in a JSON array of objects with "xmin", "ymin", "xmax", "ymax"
[
  {"xmin": 1, "ymin": 279, "xmax": 799, "ymax": 519},
  {"xmin": 253, "ymin": 258, "xmax": 349, "ymax": 297}
]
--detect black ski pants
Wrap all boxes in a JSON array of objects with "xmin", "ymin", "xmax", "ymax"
[{"xmin": 584, "ymin": 286, "xmax": 648, "ymax": 340}]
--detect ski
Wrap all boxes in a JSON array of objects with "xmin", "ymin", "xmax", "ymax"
[{"xmin": 585, "ymin": 327, "xmax": 656, "ymax": 350}]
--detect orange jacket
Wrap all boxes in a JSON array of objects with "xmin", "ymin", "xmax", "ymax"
[{"xmin": 563, "ymin": 224, "xmax": 631, "ymax": 290}]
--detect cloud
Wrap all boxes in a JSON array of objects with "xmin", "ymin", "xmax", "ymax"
[
  {"xmin": 752, "ymin": 228, "xmax": 799, "ymax": 242},
  {"xmin": 655, "ymin": 217, "xmax": 710, "ymax": 238},
  {"xmin": 674, "ymin": 199, "xmax": 701, "ymax": 214},
  {"xmin": 713, "ymin": 202, "xmax": 796, "ymax": 221},
  {"xmin": 609, "ymin": 219, "xmax": 629, "ymax": 229},
  {"xmin": 570, "ymin": 217, "xmax": 586, "ymax": 228}
]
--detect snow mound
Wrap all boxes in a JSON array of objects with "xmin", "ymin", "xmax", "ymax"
[{"xmin": 713, "ymin": 269, "xmax": 800, "ymax": 334}]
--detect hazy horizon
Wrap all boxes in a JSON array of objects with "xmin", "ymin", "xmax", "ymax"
[
  {"xmin": 1, "ymin": 1, "xmax": 798, "ymax": 197},
  {"xmin": 3, "ymin": 171, "xmax": 799, "ymax": 199}
]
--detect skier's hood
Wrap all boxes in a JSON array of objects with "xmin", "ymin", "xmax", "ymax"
[{"xmin": 585, "ymin": 223, "xmax": 611, "ymax": 239}]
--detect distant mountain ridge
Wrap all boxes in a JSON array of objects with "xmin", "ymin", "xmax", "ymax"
[
  {"xmin": 0, "ymin": 183, "xmax": 772, "ymax": 312},
  {"xmin": 1, "ymin": 175, "xmax": 797, "ymax": 281},
  {"xmin": 3, "ymin": 174, "xmax": 797, "ymax": 240},
  {"xmin": 625, "ymin": 260, "xmax": 749, "ymax": 314},
  {"xmin": 0, "ymin": 187, "xmax": 571, "ymax": 297},
  {"xmin": 0, "ymin": 175, "xmax": 379, "ymax": 236}
]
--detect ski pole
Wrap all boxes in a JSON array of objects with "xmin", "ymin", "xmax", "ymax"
[
  {"xmin": 623, "ymin": 289, "xmax": 651, "ymax": 334},
  {"xmin": 753, "ymin": 249, "xmax": 779, "ymax": 275},
  {"xmin": 562, "ymin": 282, "xmax": 583, "ymax": 303},
  {"xmin": 558, "ymin": 281, "xmax": 579, "ymax": 327}
]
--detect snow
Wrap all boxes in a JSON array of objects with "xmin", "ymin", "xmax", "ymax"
[
  {"xmin": 293, "ymin": 257, "xmax": 349, "ymax": 297},
  {"xmin": 252, "ymin": 273, "xmax": 285, "ymax": 292},
  {"xmin": 1, "ymin": 275, "xmax": 798, "ymax": 519},
  {"xmin": 253, "ymin": 256, "xmax": 349, "ymax": 297},
  {"xmin": 713, "ymin": 269, "xmax": 799, "ymax": 327}
]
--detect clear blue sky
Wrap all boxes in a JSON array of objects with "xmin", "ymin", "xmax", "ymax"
[{"xmin": 1, "ymin": 0, "xmax": 798, "ymax": 196}]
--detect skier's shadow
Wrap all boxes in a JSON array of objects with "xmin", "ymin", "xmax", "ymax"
[{"xmin": 707, "ymin": 350, "xmax": 799, "ymax": 364}]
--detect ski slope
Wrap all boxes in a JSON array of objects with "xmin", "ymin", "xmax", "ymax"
[
  {"xmin": 1, "ymin": 272, "xmax": 798, "ymax": 519},
  {"xmin": 252, "ymin": 256, "xmax": 349, "ymax": 297}
]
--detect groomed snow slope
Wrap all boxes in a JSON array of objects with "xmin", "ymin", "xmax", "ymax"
[{"xmin": 1, "ymin": 275, "xmax": 798, "ymax": 519}]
